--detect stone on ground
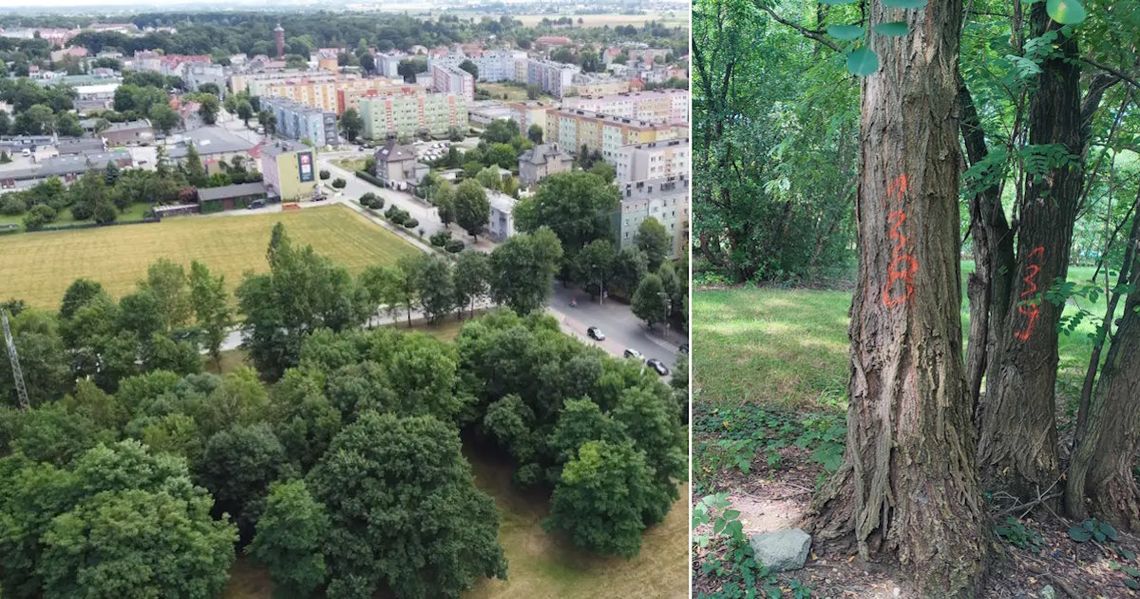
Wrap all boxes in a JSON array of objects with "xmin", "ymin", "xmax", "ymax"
[{"xmin": 748, "ymin": 528, "xmax": 811, "ymax": 572}]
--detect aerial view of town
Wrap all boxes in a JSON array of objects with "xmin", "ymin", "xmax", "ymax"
[{"xmin": 0, "ymin": 2, "xmax": 690, "ymax": 597}]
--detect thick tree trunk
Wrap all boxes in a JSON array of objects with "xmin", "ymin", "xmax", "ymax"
[
  {"xmin": 977, "ymin": 5, "xmax": 1083, "ymax": 499},
  {"xmin": 1065, "ymin": 190, "xmax": 1140, "ymax": 528},
  {"xmin": 809, "ymin": 0, "xmax": 987, "ymax": 594}
]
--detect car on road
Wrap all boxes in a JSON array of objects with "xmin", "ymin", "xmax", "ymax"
[
  {"xmin": 247, "ymin": 199, "xmax": 265, "ymax": 209},
  {"xmin": 646, "ymin": 358, "xmax": 670, "ymax": 377},
  {"xmin": 623, "ymin": 348, "xmax": 643, "ymax": 360},
  {"xmin": 586, "ymin": 326, "xmax": 605, "ymax": 341}
]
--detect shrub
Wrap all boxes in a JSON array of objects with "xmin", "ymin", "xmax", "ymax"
[
  {"xmin": 355, "ymin": 170, "xmax": 383, "ymax": 187},
  {"xmin": 331, "ymin": 178, "xmax": 346, "ymax": 189},
  {"xmin": 319, "ymin": 169, "xmax": 330, "ymax": 180},
  {"xmin": 93, "ymin": 201, "xmax": 118, "ymax": 225},
  {"xmin": 445, "ymin": 239, "xmax": 465, "ymax": 253},
  {"xmin": 403, "ymin": 218, "xmax": 418, "ymax": 229},
  {"xmin": 23, "ymin": 204, "xmax": 57, "ymax": 231},
  {"xmin": 70, "ymin": 202, "xmax": 94, "ymax": 221},
  {"xmin": 429, "ymin": 231, "xmax": 451, "ymax": 247},
  {"xmin": 1, "ymin": 196, "xmax": 26, "ymax": 215}
]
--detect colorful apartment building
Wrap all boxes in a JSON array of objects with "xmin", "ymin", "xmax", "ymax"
[
  {"xmin": 548, "ymin": 108, "xmax": 681, "ymax": 163},
  {"xmin": 337, "ymin": 83, "xmax": 423, "ymax": 114},
  {"xmin": 358, "ymin": 93, "xmax": 468, "ymax": 140},
  {"xmin": 261, "ymin": 97, "xmax": 339, "ymax": 147},
  {"xmin": 570, "ymin": 75, "xmax": 631, "ymax": 97},
  {"xmin": 260, "ymin": 140, "xmax": 317, "ymax": 201},
  {"xmin": 526, "ymin": 59, "xmax": 579, "ymax": 98},
  {"xmin": 562, "ymin": 89, "xmax": 689, "ymax": 125}
]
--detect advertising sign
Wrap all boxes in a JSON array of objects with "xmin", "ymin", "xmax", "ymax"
[{"xmin": 298, "ymin": 151, "xmax": 314, "ymax": 183}]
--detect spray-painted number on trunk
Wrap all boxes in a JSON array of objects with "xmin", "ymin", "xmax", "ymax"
[
  {"xmin": 882, "ymin": 175, "xmax": 918, "ymax": 307},
  {"xmin": 1013, "ymin": 246, "xmax": 1045, "ymax": 342}
]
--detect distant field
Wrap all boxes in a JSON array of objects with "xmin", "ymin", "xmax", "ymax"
[
  {"xmin": 508, "ymin": 13, "xmax": 687, "ymax": 27},
  {"xmin": 0, "ymin": 205, "xmax": 420, "ymax": 310}
]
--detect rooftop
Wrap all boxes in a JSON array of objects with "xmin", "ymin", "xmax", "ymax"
[
  {"xmin": 167, "ymin": 127, "xmax": 256, "ymax": 159},
  {"xmin": 262, "ymin": 140, "xmax": 310, "ymax": 158},
  {"xmin": 374, "ymin": 139, "xmax": 416, "ymax": 163},
  {"xmin": 519, "ymin": 142, "xmax": 572, "ymax": 166},
  {"xmin": 197, "ymin": 181, "xmax": 268, "ymax": 202}
]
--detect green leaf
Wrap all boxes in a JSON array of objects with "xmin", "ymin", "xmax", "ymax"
[
  {"xmin": 1101, "ymin": 521, "xmax": 1120, "ymax": 541},
  {"xmin": 1068, "ymin": 525, "xmax": 1092, "ymax": 542},
  {"xmin": 1126, "ymin": 578, "xmax": 1140, "ymax": 591},
  {"xmin": 1046, "ymin": 0, "xmax": 1087, "ymax": 25},
  {"xmin": 846, "ymin": 48, "xmax": 880, "ymax": 76},
  {"xmin": 874, "ymin": 21, "xmax": 910, "ymax": 36},
  {"xmin": 819, "ymin": 0, "xmax": 858, "ymax": 4},
  {"xmin": 722, "ymin": 509, "xmax": 741, "ymax": 520},
  {"xmin": 827, "ymin": 25, "xmax": 865, "ymax": 40},
  {"xmin": 882, "ymin": 0, "xmax": 928, "ymax": 7}
]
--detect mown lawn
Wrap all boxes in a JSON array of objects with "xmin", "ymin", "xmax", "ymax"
[
  {"xmin": 693, "ymin": 265, "xmax": 1104, "ymax": 413},
  {"xmin": 0, "ymin": 205, "xmax": 420, "ymax": 309}
]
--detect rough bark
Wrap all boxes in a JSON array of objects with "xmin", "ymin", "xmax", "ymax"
[
  {"xmin": 809, "ymin": 0, "xmax": 987, "ymax": 594},
  {"xmin": 958, "ymin": 77, "xmax": 1015, "ymax": 412},
  {"xmin": 1065, "ymin": 189, "xmax": 1140, "ymax": 528},
  {"xmin": 977, "ymin": 5, "xmax": 1084, "ymax": 500}
]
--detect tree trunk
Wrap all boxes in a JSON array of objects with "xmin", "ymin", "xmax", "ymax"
[
  {"xmin": 809, "ymin": 0, "xmax": 986, "ymax": 594},
  {"xmin": 977, "ymin": 6, "xmax": 1083, "ymax": 499},
  {"xmin": 957, "ymin": 77, "xmax": 1015, "ymax": 412},
  {"xmin": 1065, "ymin": 189, "xmax": 1140, "ymax": 528}
]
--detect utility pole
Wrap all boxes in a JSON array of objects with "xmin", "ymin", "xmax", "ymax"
[{"xmin": 1, "ymin": 310, "xmax": 30, "ymax": 410}]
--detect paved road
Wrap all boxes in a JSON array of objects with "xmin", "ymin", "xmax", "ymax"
[{"xmin": 547, "ymin": 285, "xmax": 683, "ymax": 372}]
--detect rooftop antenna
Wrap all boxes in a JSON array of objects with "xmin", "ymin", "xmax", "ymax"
[{"xmin": 1, "ymin": 310, "xmax": 29, "ymax": 410}]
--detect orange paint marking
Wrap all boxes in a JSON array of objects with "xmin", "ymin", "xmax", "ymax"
[
  {"xmin": 1013, "ymin": 246, "xmax": 1045, "ymax": 342},
  {"xmin": 881, "ymin": 176, "xmax": 919, "ymax": 308}
]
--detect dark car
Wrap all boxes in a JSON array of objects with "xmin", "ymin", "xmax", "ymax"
[
  {"xmin": 624, "ymin": 348, "xmax": 643, "ymax": 360},
  {"xmin": 247, "ymin": 199, "xmax": 266, "ymax": 209},
  {"xmin": 586, "ymin": 326, "xmax": 605, "ymax": 341},
  {"xmin": 678, "ymin": 343, "xmax": 689, "ymax": 354},
  {"xmin": 646, "ymin": 358, "xmax": 670, "ymax": 377}
]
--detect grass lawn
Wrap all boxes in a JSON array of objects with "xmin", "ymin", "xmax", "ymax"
[
  {"xmin": 693, "ymin": 262, "xmax": 1105, "ymax": 413},
  {"xmin": 0, "ymin": 205, "xmax": 420, "ymax": 310},
  {"xmin": 0, "ymin": 201, "xmax": 152, "ymax": 232},
  {"xmin": 332, "ymin": 158, "xmax": 368, "ymax": 172}
]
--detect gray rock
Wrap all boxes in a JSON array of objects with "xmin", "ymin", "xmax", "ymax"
[{"xmin": 748, "ymin": 528, "xmax": 812, "ymax": 572}]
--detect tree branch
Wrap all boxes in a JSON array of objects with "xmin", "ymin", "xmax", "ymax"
[{"xmin": 755, "ymin": 4, "xmax": 842, "ymax": 53}]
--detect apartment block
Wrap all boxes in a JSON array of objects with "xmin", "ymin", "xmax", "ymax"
[
  {"xmin": 429, "ymin": 50, "xmax": 525, "ymax": 82},
  {"xmin": 431, "ymin": 64, "xmax": 475, "ymax": 101},
  {"xmin": 261, "ymin": 140, "xmax": 317, "ymax": 202},
  {"xmin": 613, "ymin": 138, "xmax": 690, "ymax": 183},
  {"xmin": 570, "ymin": 75, "xmax": 630, "ymax": 97},
  {"xmin": 262, "ymin": 97, "xmax": 339, "ymax": 147},
  {"xmin": 359, "ymin": 93, "xmax": 468, "ymax": 140},
  {"xmin": 230, "ymin": 70, "xmax": 337, "ymax": 96},
  {"xmin": 337, "ymin": 83, "xmax": 423, "ymax": 114},
  {"xmin": 616, "ymin": 174, "xmax": 689, "ymax": 258},
  {"xmin": 562, "ymin": 89, "xmax": 689, "ymax": 125},
  {"xmin": 548, "ymin": 108, "xmax": 680, "ymax": 163},
  {"xmin": 526, "ymin": 59, "xmax": 579, "ymax": 98}
]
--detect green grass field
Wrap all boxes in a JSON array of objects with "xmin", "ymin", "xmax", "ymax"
[
  {"xmin": 693, "ymin": 263, "xmax": 1104, "ymax": 412},
  {"xmin": 0, "ymin": 205, "xmax": 420, "ymax": 310},
  {"xmin": 0, "ymin": 201, "xmax": 153, "ymax": 231}
]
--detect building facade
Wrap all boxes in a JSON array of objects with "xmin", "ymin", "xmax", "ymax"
[
  {"xmin": 430, "ymin": 64, "xmax": 475, "ymax": 101},
  {"xmin": 525, "ymin": 59, "xmax": 579, "ymax": 98},
  {"xmin": 548, "ymin": 108, "xmax": 680, "ymax": 163},
  {"xmin": 487, "ymin": 190, "xmax": 517, "ymax": 241},
  {"xmin": 562, "ymin": 89, "xmax": 689, "ymax": 125},
  {"xmin": 616, "ymin": 174, "xmax": 689, "ymax": 258},
  {"xmin": 358, "ymin": 93, "xmax": 468, "ymax": 140},
  {"xmin": 260, "ymin": 140, "xmax": 317, "ymax": 201},
  {"xmin": 613, "ymin": 138, "xmax": 690, "ymax": 183},
  {"xmin": 518, "ymin": 142, "xmax": 574, "ymax": 187},
  {"xmin": 262, "ymin": 97, "xmax": 339, "ymax": 147}
]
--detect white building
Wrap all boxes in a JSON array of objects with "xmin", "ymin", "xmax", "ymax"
[
  {"xmin": 428, "ymin": 50, "xmax": 526, "ymax": 82},
  {"xmin": 430, "ymin": 63, "xmax": 475, "ymax": 101},
  {"xmin": 614, "ymin": 138, "xmax": 690, "ymax": 184},
  {"xmin": 562, "ymin": 89, "xmax": 689, "ymax": 125},
  {"xmin": 616, "ymin": 174, "xmax": 689, "ymax": 258},
  {"xmin": 487, "ymin": 189, "xmax": 518, "ymax": 241}
]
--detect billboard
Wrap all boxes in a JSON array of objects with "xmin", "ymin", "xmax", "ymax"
[{"xmin": 298, "ymin": 151, "xmax": 314, "ymax": 183}]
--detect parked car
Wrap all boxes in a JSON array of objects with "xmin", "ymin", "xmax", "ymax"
[
  {"xmin": 247, "ymin": 199, "xmax": 266, "ymax": 209},
  {"xmin": 679, "ymin": 343, "xmax": 689, "ymax": 354},
  {"xmin": 646, "ymin": 358, "xmax": 670, "ymax": 377},
  {"xmin": 586, "ymin": 327, "xmax": 605, "ymax": 341},
  {"xmin": 624, "ymin": 348, "xmax": 643, "ymax": 360}
]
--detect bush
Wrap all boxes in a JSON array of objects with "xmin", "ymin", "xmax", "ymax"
[
  {"xmin": 70, "ymin": 202, "xmax": 94, "ymax": 221},
  {"xmin": 319, "ymin": 169, "xmax": 330, "ymax": 180},
  {"xmin": 331, "ymin": 178, "xmax": 346, "ymax": 189},
  {"xmin": 429, "ymin": 231, "xmax": 451, "ymax": 247},
  {"xmin": 359, "ymin": 192, "xmax": 383, "ymax": 210},
  {"xmin": 93, "ymin": 201, "xmax": 118, "ymax": 225},
  {"xmin": 445, "ymin": 239, "xmax": 465, "ymax": 253},
  {"xmin": 1, "ymin": 196, "xmax": 26, "ymax": 215},
  {"xmin": 403, "ymin": 218, "xmax": 418, "ymax": 229},
  {"xmin": 355, "ymin": 170, "xmax": 383, "ymax": 187},
  {"xmin": 23, "ymin": 204, "xmax": 57, "ymax": 231}
]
